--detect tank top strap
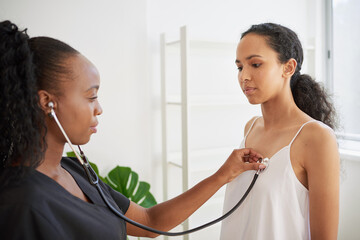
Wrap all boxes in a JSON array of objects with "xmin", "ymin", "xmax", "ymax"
[
  {"xmin": 244, "ymin": 116, "xmax": 261, "ymax": 139},
  {"xmin": 289, "ymin": 120, "xmax": 318, "ymax": 146}
]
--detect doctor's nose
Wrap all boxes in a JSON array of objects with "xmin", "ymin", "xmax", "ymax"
[{"xmin": 95, "ymin": 101, "xmax": 103, "ymax": 116}]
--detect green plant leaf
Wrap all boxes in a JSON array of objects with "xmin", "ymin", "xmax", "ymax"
[
  {"xmin": 139, "ymin": 192, "xmax": 157, "ymax": 208},
  {"xmin": 107, "ymin": 168, "xmax": 157, "ymax": 208},
  {"xmin": 66, "ymin": 151, "xmax": 77, "ymax": 158},
  {"xmin": 100, "ymin": 175, "xmax": 108, "ymax": 184},
  {"xmin": 89, "ymin": 162, "xmax": 99, "ymax": 175},
  {"xmin": 127, "ymin": 171, "xmax": 139, "ymax": 198},
  {"xmin": 108, "ymin": 166, "xmax": 131, "ymax": 197},
  {"xmin": 88, "ymin": 161, "xmax": 108, "ymax": 183},
  {"xmin": 105, "ymin": 176, "xmax": 118, "ymax": 190},
  {"xmin": 66, "ymin": 151, "xmax": 157, "ymax": 208},
  {"xmin": 132, "ymin": 181, "xmax": 150, "ymax": 203}
]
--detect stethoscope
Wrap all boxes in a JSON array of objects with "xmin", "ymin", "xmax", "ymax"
[{"xmin": 48, "ymin": 102, "xmax": 269, "ymax": 236}]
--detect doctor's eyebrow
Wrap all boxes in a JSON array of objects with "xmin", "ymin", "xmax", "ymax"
[
  {"xmin": 85, "ymin": 85, "xmax": 100, "ymax": 92},
  {"xmin": 235, "ymin": 54, "xmax": 263, "ymax": 63}
]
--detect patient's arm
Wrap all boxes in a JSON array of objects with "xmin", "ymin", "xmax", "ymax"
[{"xmin": 303, "ymin": 123, "xmax": 339, "ymax": 240}]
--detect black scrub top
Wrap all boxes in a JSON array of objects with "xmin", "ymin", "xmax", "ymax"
[{"xmin": 0, "ymin": 157, "xmax": 130, "ymax": 240}]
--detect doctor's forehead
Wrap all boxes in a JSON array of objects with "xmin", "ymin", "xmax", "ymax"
[{"xmin": 65, "ymin": 54, "xmax": 100, "ymax": 89}]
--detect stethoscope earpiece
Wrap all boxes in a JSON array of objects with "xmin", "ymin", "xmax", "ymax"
[
  {"xmin": 48, "ymin": 102, "xmax": 54, "ymax": 109},
  {"xmin": 47, "ymin": 102, "xmax": 55, "ymax": 118}
]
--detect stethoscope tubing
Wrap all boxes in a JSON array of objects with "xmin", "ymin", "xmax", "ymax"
[
  {"xmin": 49, "ymin": 104, "xmax": 260, "ymax": 236},
  {"xmin": 91, "ymin": 163, "xmax": 259, "ymax": 236},
  {"xmin": 80, "ymin": 146, "xmax": 260, "ymax": 236}
]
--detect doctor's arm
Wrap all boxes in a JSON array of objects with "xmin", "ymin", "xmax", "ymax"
[
  {"xmin": 304, "ymin": 126, "xmax": 339, "ymax": 240},
  {"xmin": 125, "ymin": 148, "xmax": 264, "ymax": 238}
]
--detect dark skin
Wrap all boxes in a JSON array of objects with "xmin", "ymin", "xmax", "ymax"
[
  {"xmin": 37, "ymin": 53, "xmax": 266, "ymax": 238},
  {"xmin": 37, "ymin": 54, "xmax": 101, "ymax": 203}
]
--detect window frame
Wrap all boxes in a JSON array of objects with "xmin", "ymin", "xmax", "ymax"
[{"xmin": 326, "ymin": 0, "xmax": 360, "ymax": 151}]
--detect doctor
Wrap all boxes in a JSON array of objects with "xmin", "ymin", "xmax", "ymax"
[{"xmin": 0, "ymin": 20, "xmax": 265, "ymax": 239}]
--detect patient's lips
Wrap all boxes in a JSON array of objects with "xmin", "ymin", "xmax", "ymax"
[{"xmin": 243, "ymin": 87, "xmax": 256, "ymax": 95}]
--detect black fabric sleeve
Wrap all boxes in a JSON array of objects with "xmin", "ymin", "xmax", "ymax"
[{"xmin": 0, "ymin": 204, "xmax": 64, "ymax": 240}]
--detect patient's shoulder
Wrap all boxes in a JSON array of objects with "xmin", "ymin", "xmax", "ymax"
[
  {"xmin": 296, "ymin": 120, "xmax": 337, "ymax": 157},
  {"xmin": 244, "ymin": 116, "xmax": 262, "ymax": 136},
  {"xmin": 300, "ymin": 121, "xmax": 335, "ymax": 142}
]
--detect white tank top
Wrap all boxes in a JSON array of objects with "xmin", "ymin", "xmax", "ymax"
[{"xmin": 220, "ymin": 118, "xmax": 321, "ymax": 240}]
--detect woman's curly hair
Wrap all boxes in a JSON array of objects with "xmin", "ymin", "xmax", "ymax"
[
  {"xmin": 241, "ymin": 23, "xmax": 337, "ymax": 129},
  {"xmin": 0, "ymin": 20, "xmax": 78, "ymax": 188}
]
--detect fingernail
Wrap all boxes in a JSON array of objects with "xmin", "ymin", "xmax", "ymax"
[{"xmin": 259, "ymin": 164, "xmax": 266, "ymax": 169}]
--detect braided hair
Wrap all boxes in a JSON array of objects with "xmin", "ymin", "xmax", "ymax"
[{"xmin": 0, "ymin": 20, "xmax": 79, "ymax": 188}]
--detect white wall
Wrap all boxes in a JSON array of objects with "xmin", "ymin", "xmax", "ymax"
[
  {"xmin": 0, "ymin": 0, "xmax": 151, "ymax": 179},
  {"xmin": 338, "ymin": 156, "xmax": 360, "ymax": 239},
  {"xmin": 1, "ymin": 0, "xmax": 358, "ymax": 239}
]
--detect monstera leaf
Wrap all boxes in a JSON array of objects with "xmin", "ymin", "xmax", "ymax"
[
  {"xmin": 106, "ymin": 166, "xmax": 157, "ymax": 208},
  {"xmin": 66, "ymin": 151, "xmax": 157, "ymax": 208}
]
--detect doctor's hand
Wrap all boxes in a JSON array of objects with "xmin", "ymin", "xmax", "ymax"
[
  {"xmin": 125, "ymin": 148, "xmax": 264, "ymax": 237},
  {"xmin": 214, "ymin": 148, "xmax": 265, "ymax": 184}
]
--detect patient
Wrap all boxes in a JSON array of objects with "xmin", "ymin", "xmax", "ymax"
[{"xmin": 220, "ymin": 23, "xmax": 339, "ymax": 240}]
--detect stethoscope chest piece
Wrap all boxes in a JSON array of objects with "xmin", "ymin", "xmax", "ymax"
[
  {"xmin": 262, "ymin": 157, "xmax": 270, "ymax": 169},
  {"xmin": 257, "ymin": 157, "xmax": 270, "ymax": 174}
]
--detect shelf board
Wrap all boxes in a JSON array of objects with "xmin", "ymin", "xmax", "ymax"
[
  {"xmin": 167, "ymin": 146, "xmax": 235, "ymax": 172},
  {"xmin": 166, "ymin": 40, "xmax": 180, "ymax": 46},
  {"xmin": 168, "ymin": 160, "xmax": 182, "ymax": 168},
  {"xmin": 167, "ymin": 101, "xmax": 182, "ymax": 106},
  {"xmin": 166, "ymin": 94, "xmax": 248, "ymax": 107},
  {"xmin": 189, "ymin": 40, "xmax": 237, "ymax": 49},
  {"xmin": 164, "ymin": 39, "xmax": 237, "ymax": 49}
]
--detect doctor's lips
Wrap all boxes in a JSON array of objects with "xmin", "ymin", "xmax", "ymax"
[
  {"xmin": 243, "ymin": 87, "xmax": 256, "ymax": 95},
  {"xmin": 90, "ymin": 123, "xmax": 98, "ymax": 133}
]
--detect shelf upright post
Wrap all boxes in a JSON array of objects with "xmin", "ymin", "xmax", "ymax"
[
  {"xmin": 160, "ymin": 26, "xmax": 190, "ymax": 240},
  {"xmin": 160, "ymin": 33, "xmax": 168, "ymax": 206},
  {"xmin": 180, "ymin": 25, "xmax": 190, "ymax": 239},
  {"xmin": 160, "ymin": 32, "xmax": 171, "ymax": 240}
]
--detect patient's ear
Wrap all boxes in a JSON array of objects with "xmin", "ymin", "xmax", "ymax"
[
  {"xmin": 282, "ymin": 58, "xmax": 297, "ymax": 78},
  {"xmin": 38, "ymin": 90, "xmax": 56, "ymax": 113}
]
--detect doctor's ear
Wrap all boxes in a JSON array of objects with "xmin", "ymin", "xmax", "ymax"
[
  {"xmin": 282, "ymin": 58, "xmax": 297, "ymax": 78},
  {"xmin": 38, "ymin": 90, "xmax": 57, "ymax": 113}
]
